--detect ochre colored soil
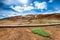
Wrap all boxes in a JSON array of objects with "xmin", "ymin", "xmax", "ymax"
[{"xmin": 0, "ymin": 27, "xmax": 60, "ymax": 40}]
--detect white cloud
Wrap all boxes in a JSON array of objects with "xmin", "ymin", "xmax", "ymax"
[
  {"xmin": 0, "ymin": 9, "xmax": 21, "ymax": 19},
  {"xmin": 42, "ymin": 10, "xmax": 60, "ymax": 14},
  {"xmin": 2, "ymin": 0, "xmax": 14, "ymax": 5},
  {"xmin": 23, "ymin": 6, "xmax": 34, "ymax": 10},
  {"xmin": 55, "ymin": 10, "xmax": 60, "ymax": 13},
  {"xmin": 10, "ymin": 6, "xmax": 23, "ymax": 12},
  {"xmin": 2, "ymin": 0, "xmax": 28, "ymax": 5},
  {"xmin": 34, "ymin": 1, "xmax": 47, "ymax": 10},
  {"xmin": 10, "ymin": 5, "xmax": 34, "ymax": 12},
  {"xmin": 47, "ymin": 10, "xmax": 60, "ymax": 14},
  {"xmin": 30, "ymin": 4, "xmax": 33, "ymax": 6},
  {"xmin": 49, "ymin": 0, "xmax": 53, "ymax": 3},
  {"xmin": 17, "ymin": 0, "xmax": 28, "ymax": 4}
]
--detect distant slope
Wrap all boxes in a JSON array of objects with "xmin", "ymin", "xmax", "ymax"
[
  {"xmin": 0, "ymin": 14, "xmax": 60, "ymax": 25},
  {"xmin": 36, "ymin": 14, "xmax": 60, "ymax": 20},
  {"xmin": 0, "ymin": 13, "xmax": 60, "ymax": 21}
]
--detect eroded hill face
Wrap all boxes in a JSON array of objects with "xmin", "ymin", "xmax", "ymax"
[
  {"xmin": 3, "ymin": 14, "xmax": 60, "ymax": 20},
  {"xmin": 0, "ymin": 14, "xmax": 60, "ymax": 25}
]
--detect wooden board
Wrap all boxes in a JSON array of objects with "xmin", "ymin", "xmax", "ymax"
[{"xmin": 0, "ymin": 23, "xmax": 60, "ymax": 28}]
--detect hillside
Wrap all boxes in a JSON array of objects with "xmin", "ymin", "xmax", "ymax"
[
  {"xmin": 3, "ymin": 14, "xmax": 60, "ymax": 20},
  {"xmin": 0, "ymin": 14, "xmax": 60, "ymax": 25}
]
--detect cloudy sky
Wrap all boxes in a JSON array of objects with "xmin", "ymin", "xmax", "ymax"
[{"xmin": 0, "ymin": 0, "xmax": 60, "ymax": 19}]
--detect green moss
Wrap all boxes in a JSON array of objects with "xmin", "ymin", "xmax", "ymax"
[{"xmin": 31, "ymin": 28, "xmax": 50, "ymax": 37}]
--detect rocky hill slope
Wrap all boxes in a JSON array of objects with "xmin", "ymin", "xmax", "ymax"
[
  {"xmin": 0, "ymin": 14, "xmax": 60, "ymax": 25},
  {"xmin": 3, "ymin": 14, "xmax": 60, "ymax": 20}
]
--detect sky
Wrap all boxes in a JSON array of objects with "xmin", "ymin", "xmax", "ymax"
[{"xmin": 0, "ymin": 0, "xmax": 60, "ymax": 19}]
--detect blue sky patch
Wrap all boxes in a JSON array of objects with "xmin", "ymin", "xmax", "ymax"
[{"xmin": 0, "ymin": 0, "xmax": 60, "ymax": 19}]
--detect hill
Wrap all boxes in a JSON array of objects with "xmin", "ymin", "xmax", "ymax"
[{"xmin": 0, "ymin": 13, "xmax": 60, "ymax": 25}]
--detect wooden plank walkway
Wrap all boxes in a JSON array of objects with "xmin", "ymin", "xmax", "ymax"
[{"xmin": 0, "ymin": 23, "xmax": 60, "ymax": 28}]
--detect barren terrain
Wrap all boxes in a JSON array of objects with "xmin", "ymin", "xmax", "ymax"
[
  {"xmin": 0, "ymin": 14, "xmax": 60, "ymax": 25},
  {"xmin": 0, "ymin": 14, "xmax": 60, "ymax": 40},
  {"xmin": 0, "ymin": 26, "xmax": 60, "ymax": 40}
]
